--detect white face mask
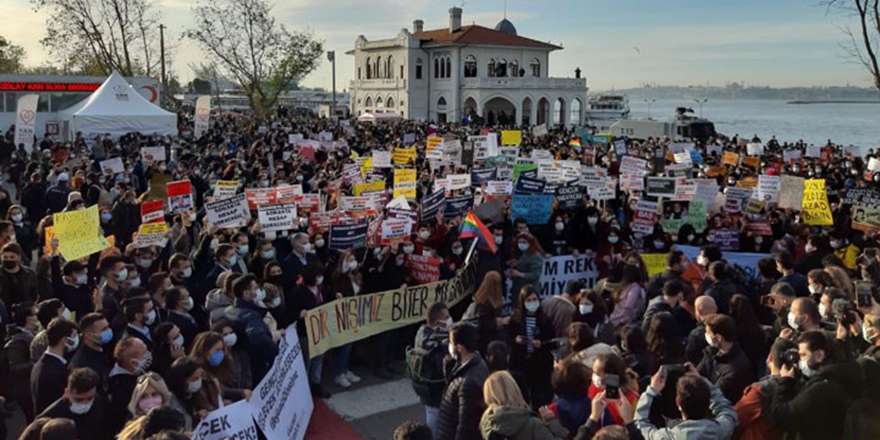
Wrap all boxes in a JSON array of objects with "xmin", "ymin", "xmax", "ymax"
[
  {"xmin": 187, "ymin": 378, "xmax": 203, "ymax": 394},
  {"xmin": 555, "ymin": 222, "xmax": 565, "ymax": 231},
  {"xmin": 316, "ymin": 275, "xmax": 324, "ymax": 285},
  {"xmin": 343, "ymin": 260, "xmax": 358, "ymax": 273},
  {"xmin": 579, "ymin": 304, "xmax": 593, "ymax": 315},
  {"xmin": 798, "ymin": 357, "xmax": 816, "ymax": 377},
  {"xmin": 254, "ymin": 288, "xmax": 267, "ymax": 302},
  {"xmin": 129, "ymin": 277, "xmax": 141, "ymax": 288},
  {"xmin": 687, "ymin": 234, "xmax": 695, "ymax": 242},
  {"xmin": 66, "ymin": 334, "xmax": 80, "ymax": 351},
  {"xmin": 419, "ymin": 230, "xmax": 431, "ymax": 240},
  {"xmin": 145, "ymin": 309, "xmax": 157, "ymax": 326},
  {"xmin": 818, "ymin": 303, "xmax": 827, "ymax": 318},
  {"xmin": 315, "ymin": 239, "xmax": 325, "ymax": 248},
  {"xmin": 69, "ymin": 399, "xmax": 94, "ymax": 415},
  {"xmin": 116, "ymin": 268, "xmax": 129, "ymax": 282},
  {"xmin": 75, "ymin": 273, "xmax": 88, "ymax": 285},
  {"xmin": 210, "ymin": 238, "xmax": 220, "ymax": 250},
  {"xmin": 223, "ymin": 333, "xmax": 238, "ymax": 347},
  {"xmin": 697, "ymin": 255, "xmax": 709, "ymax": 267},
  {"xmin": 494, "ymin": 236, "xmax": 503, "ymax": 245},
  {"xmin": 705, "ymin": 333, "xmax": 717, "ymax": 347},
  {"xmin": 608, "ymin": 236, "xmax": 619, "ymax": 244},
  {"xmin": 173, "ymin": 334, "xmax": 185, "ymax": 348},
  {"xmin": 809, "ymin": 285, "xmax": 821, "ymax": 295},
  {"xmin": 805, "ymin": 244, "xmax": 816, "ymax": 253},
  {"xmin": 518, "ymin": 242, "xmax": 529, "ymax": 252},
  {"xmin": 183, "ymin": 297, "xmax": 194, "ymax": 311},
  {"xmin": 261, "ymin": 249, "xmax": 276, "ymax": 260},
  {"xmin": 788, "ymin": 312, "xmax": 800, "ymax": 330},
  {"xmin": 403, "ymin": 244, "xmax": 415, "ymax": 254},
  {"xmin": 181, "ymin": 267, "xmax": 193, "ymax": 278},
  {"xmin": 11, "ymin": 213, "xmax": 23, "ymax": 223},
  {"xmin": 592, "ymin": 373, "xmax": 604, "ymax": 389},
  {"xmin": 448, "ymin": 342, "xmax": 458, "ymax": 360},
  {"xmin": 452, "ymin": 246, "xmax": 463, "ymax": 256},
  {"xmin": 442, "ymin": 317, "xmax": 453, "ymax": 329},
  {"xmin": 228, "ymin": 255, "xmax": 238, "ymax": 266},
  {"xmin": 587, "ymin": 217, "xmax": 598, "ymax": 225},
  {"xmin": 525, "ymin": 301, "xmax": 540, "ymax": 313},
  {"xmin": 237, "ymin": 245, "xmax": 250, "ymax": 255}
]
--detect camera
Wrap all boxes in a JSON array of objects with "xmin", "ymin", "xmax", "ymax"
[
  {"xmin": 780, "ymin": 348, "xmax": 799, "ymax": 368},
  {"xmin": 832, "ymin": 299, "xmax": 857, "ymax": 326}
]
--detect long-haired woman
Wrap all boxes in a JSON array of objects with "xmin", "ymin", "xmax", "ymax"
[{"xmin": 479, "ymin": 371, "xmax": 568, "ymax": 440}]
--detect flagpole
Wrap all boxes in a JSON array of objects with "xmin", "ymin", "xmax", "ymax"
[{"xmin": 464, "ymin": 235, "xmax": 479, "ymax": 267}]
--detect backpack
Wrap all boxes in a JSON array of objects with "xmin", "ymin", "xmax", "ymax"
[{"xmin": 406, "ymin": 344, "xmax": 447, "ymax": 404}]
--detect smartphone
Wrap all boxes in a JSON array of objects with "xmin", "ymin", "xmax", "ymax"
[
  {"xmin": 604, "ymin": 374, "xmax": 620, "ymax": 399},
  {"xmin": 663, "ymin": 364, "xmax": 687, "ymax": 375},
  {"xmin": 856, "ymin": 281, "xmax": 873, "ymax": 308}
]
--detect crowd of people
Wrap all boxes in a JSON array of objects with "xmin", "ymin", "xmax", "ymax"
[{"xmin": 0, "ymin": 107, "xmax": 877, "ymax": 440}]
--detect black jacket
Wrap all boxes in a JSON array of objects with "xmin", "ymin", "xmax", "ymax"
[
  {"xmin": 39, "ymin": 397, "xmax": 112, "ymax": 440},
  {"xmin": 686, "ymin": 323, "xmax": 708, "ymax": 366},
  {"xmin": 697, "ymin": 344, "xmax": 755, "ymax": 404},
  {"xmin": 436, "ymin": 354, "xmax": 489, "ymax": 440},
  {"xmin": 225, "ymin": 299, "xmax": 278, "ymax": 384},
  {"xmin": 31, "ymin": 353, "xmax": 69, "ymax": 414},
  {"xmin": 705, "ymin": 278, "xmax": 738, "ymax": 314},
  {"xmin": 69, "ymin": 344, "xmax": 113, "ymax": 389},
  {"xmin": 646, "ymin": 269, "xmax": 683, "ymax": 301},
  {"xmin": 857, "ymin": 345, "xmax": 880, "ymax": 398},
  {"xmin": 771, "ymin": 359, "xmax": 865, "ymax": 440}
]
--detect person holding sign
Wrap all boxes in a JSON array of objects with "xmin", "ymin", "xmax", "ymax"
[{"xmin": 224, "ymin": 275, "xmax": 279, "ymax": 392}]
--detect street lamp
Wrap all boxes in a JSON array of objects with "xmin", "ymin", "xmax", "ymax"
[
  {"xmin": 643, "ymin": 98, "xmax": 656, "ymax": 119},
  {"xmin": 693, "ymin": 98, "xmax": 708, "ymax": 118},
  {"xmin": 327, "ymin": 51, "xmax": 336, "ymax": 123}
]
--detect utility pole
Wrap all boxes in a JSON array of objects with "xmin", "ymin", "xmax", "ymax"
[
  {"xmin": 327, "ymin": 51, "xmax": 336, "ymax": 123},
  {"xmin": 159, "ymin": 24, "xmax": 167, "ymax": 107}
]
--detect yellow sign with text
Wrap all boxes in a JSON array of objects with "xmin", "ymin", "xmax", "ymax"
[
  {"xmin": 353, "ymin": 180, "xmax": 386, "ymax": 196},
  {"xmin": 802, "ymin": 179, "xmax": 833, "ymax": 226},
  {"xmin": 392, "ymin": 147, "xmax": 417, "ymax": 165},
  {"xmin": 642, "ymin": 253, "xmax": 667, "ymax": 277},
  {"xmin": 53, "ymin": 205, "xmax": 111, "ymax": 261},
  {"xmin": 394, "ymin": 169, "xmax": 417, "ymax": 199},
  {"xmin": 501, "ymin": 130, "xmax": 522, "ymax": 146}
]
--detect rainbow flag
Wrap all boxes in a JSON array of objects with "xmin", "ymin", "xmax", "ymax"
[
  {"xmin": 569, "ymin": 138, "xmax": 582, "ymax": 150},
  {"xmin": 460, "ymin": 210, "xmax": 496, "ymax": 254}
]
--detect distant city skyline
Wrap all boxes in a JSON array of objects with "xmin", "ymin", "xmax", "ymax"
[{"xmin": 2, "ymin": 0, "xmax": 874, "ymax": 91}]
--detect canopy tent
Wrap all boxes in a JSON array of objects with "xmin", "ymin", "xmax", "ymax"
[
  {"xmin": 357, "ymin": 112, "xmax": 402, "ymax": 123},
  {"xmin": 59, "ymin": 71, "xmax": 177, "ymax": 140}
]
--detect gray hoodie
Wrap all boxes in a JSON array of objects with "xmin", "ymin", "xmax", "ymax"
[{"xmin": 635, "ymin": 377, "xmax": 737, "ymax": 440}]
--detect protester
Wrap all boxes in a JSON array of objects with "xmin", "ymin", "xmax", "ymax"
[
  {"xmin": 479, "ymin": 370, "xmax": 568, "ymax": 440},
  {"xmin": 437, "ymin": 322, "xmax": 489, "ymax": 440}
]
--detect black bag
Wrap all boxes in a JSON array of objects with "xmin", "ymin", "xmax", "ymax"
[{"xmin": 406, "ymin": 344, "xmax": 447, "ymax": 405}]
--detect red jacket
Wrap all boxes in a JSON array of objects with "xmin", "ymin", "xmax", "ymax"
[{"xmin": 734, "ymin": 382, "xmax": 782, "ymax": 440}]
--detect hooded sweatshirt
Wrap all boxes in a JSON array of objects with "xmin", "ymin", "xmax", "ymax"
[{"xmin": 479, "ymin": 405, "xmax": 568, "ymax": 440}]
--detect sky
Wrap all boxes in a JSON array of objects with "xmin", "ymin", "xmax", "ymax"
[{"xmin": 2, "ymin": 0, "xmax": 874, "ymax": 92}]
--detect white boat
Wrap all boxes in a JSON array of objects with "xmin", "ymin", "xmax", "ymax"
[
  {"xmin": 610, "ymin": 107, "xmax": 717, "ymax": 141},
  {"xmin": 586, "ymin": 95, "xmax": 630, "ymax": 131}
]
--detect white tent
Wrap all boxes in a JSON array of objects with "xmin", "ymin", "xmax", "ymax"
[
  {"xmin": 357, "ymin": 112, "xmax": 402, "ymax": 123},
  {"xmin": 59, "ymin": 71, "xmax": 177, "ymax": 140}
]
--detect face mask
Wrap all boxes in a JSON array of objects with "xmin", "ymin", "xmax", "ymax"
[
  {"xmin": 316, "ymin": 275, "xmax": 324, "ymax": 285},
  {"xmin": 608, "ymin": 236, "xmax": 619, "ymax": 244},
  {"xmin": 442, "ymin": 317, "xmax": 453, "ymax": 329},
  {"xmin": 315, "ymin": 239, "xmax": 325, "ymax": 248},
  {"xmin": 173, "ymin": 334, "xmax": 185, "ymax": 348},
  {"xmin": 344, "ymin": 260, "xmax": 358, "ymax": 273},
  {"xmin": 555, "ymin": 222, "xmax": 565, "ymax": 231},
  {"xmin": 592, "ymin": 373, "xmax": 604, "ymax": 389},
  {"xmin": 373, "ymin": 247, "xmax": 382, "ymax": 257},
  {"xmin": 705, "ymin": 333, "xmax": 717, "ymax": 348},
  {"xmin": 237, "ymin": 245, "xmax": 249, "ymax": 256},
  {"xmin": 396, "ymin": 257, "xmax": 406, "ymax": 266},
  {"xmin": 818, "ymin": 303, "xmax": 829, "ymax": 318},
  {"xmin": 798, "ymin": 358, "xmax": 816, "ymax": 377},
  {"xmin": 69, "ymin": 400, "xmax": 94, "ymax": 415},
  {"xmin": 687, "ymin": 234, "xmax": 695, "ymax": 242},
  {"xmin": 189, "ymin": 212, "xmax": 197, "ymax": 222},
  {"xmin": 208, "ymin": 351, "xmax": 225, "ymax": 367},
  {"xmin": 654, "ymin": 240, "xmax": 665, "ymax": 249},
  {"xmin": 223, "ymin": 333, "xmax": 238, "ymax": 347},
  {"xmin": 210, "ymin": 238, "xmax": 220, "ymax": 250},
  {"xmin": 129, "ymin": 277, "xmax": 142, "ymax": 288},
  {"xmin": 134, "ymin": 352, "xmax": 153, "ymax": 374},
  {"xmin": 75, "ymin": 273, "xmax": 88, "ymax": 285},
  {"xmin": 138, "ymin": 395, "xmax": 163, "ymax": 413},
  {"xmin": 494, "ymin": 236, "xmax": 503, "ymax": 245},
  {"xmin": 788, "ymin": 312, "xmax": 800, "ymax": 330},
  {"xmin": 755, "ymin": 236, "xmax": 764, "ymax": 244},
  {"xmin": 183, "ymin": 297, "xmax": 194, "ymax": 311},
  {"xmin": 66, "ymin": 334, "xmax": 80, "ymax": 351},
  {"xmin": 101, "ymin": 213, "xmax": 112, "ymax": 223},
  {"xmin": 145, "ymin": 309, "xmax": 157, "ymax": 326},
  {"xmin": 100, "ymin": 329, "xmax": 114, "ymax": 345},
  {"xmin": 62, "ymin": 308, "xmax": 73, "ymax": 321},
  {"xmin": 187, "ymin": 378, "xmax": 203, "ymax": 394},
  {"xmin": 261, "ymin": 249, "xmax": 276, "ymax": 260},
  {"xmin": 254, "ymin": 288, "xmax": 267, "ymax": 302},
  {"xmin": 267, "ymin": 296, "xmax": 281, "ymax": 308},
  {"xmin": 805, "ymin": 244, "xmax": 816, "ymax": 253},
  {"xmin": 452, "ymin": 246, "xmax": 463, "ymax": 256},
  {"xmin": 302, "ymin": 243, "xmax": 313, "ymax": 254},
  {"xmin": 448, "ymin": 343, "xmax": 458, "ymax": 360},
  {"xmin": 587, "ymin": 217, "xmax": 598, "ymax": 225},
  {"xmin": 697, "ymin": 255, "xmax": 709, "ymax": 267},
  {"xmin": 403, "ymin": 244, "xmax": 415, "ymax": 254},
  {"xmin": 830, "ymin": 240, "xmax": 842, "ymax": 249},
  {"xmin": 181, "ymin": 267, "xmax": 193, "ymax": 279},
  {"xmin": 809, "ymin": 285, "xmax": 821, "ymax": 295},
  {"xmin": 525, "ymin": 301, "xmax": 540, "ymax": 313},
  {"xmin": 579, "ymin": 304, "xmax": 593, "ymax": 315},
  {"xmin": 419, "ymin": 230, "xmax": 431, "ymax": 240},
  {"xmin": 138, "ymin": 258, "xmax": 153, "ymax": 269},
  {"xmin": 11, "ymin": 213, "xmax": 22, "ymax": 223},
  {"xmin": 518, "ymin": 242, "xmax": 529, "ymax": 252}
]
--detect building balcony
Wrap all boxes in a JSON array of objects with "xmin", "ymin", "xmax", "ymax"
[
  {"xmin": 351, "ymin": 78, "xmax": 407, "ymax": 90},
  {"xmin": 461, "ymin": 77, "xmax": 586, "ymax": 90}
]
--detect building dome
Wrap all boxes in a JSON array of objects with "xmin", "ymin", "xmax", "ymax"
[{"xmin": 494, "ymin": 18, "xmax": 517, "ymax": 36}]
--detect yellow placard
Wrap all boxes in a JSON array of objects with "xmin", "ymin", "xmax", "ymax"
[
  {"xmin": 353, "ymin": 180, "xmax": 385, "ymax": 196},
  {"xmin": 53, "ymin": 205, "xmax": 111, "ymax": 261},
  {"xmin": 426, "ymin": 135, "xmax": 443, "ymax": 157},
  {"xmin": 392, "ymin": 147, "xmax": 417, "ymax": 165},
  {"xmin": 722, "ymin": 152, "xmax": 739, "ymax": 167},
  {"xmin": 501, "ymin": 130, "xmax": 523, "ymax": 146},
  {"xmin": 742, "ymin": 156, "xmax": 760, "ymax": 169},
  {"xmin": 802, "ymin": 179, "xmax": 833, "ymax": 226},
  {"xmin": 359, "ymin": 157, "xmax": 372, "ymax": 177},
  {"xmin": 394, "ymin": 168, "xmax": 417, "ymax": 199},
  {"xmin": 642, "ymin": 253, "xmax": 667, "ymax": 277},
  {"xmin": 138, "ymin": 222, "xmax": 169, "ymax": 235},
  {"xmin": 737, "ymin": 177, "xmax": 758, "ymax": 189}
]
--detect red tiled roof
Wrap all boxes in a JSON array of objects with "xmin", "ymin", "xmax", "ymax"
[{"xmin": 412, "ymin": 25, "xmax": 561, "ymax": 50}]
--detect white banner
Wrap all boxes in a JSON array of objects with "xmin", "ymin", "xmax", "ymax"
[
  {"xmin": 206, "ymin": 193, "xmax": 251, "ymax": 228},
  {"xmin": 193, "ymin": 400, "xmax": 257, "ymax": 440},
  {"xmin": 14, "ymin": 94, "xmax": 39, "ymax": 152},
  {"xmin": 250, "ymin": 329, "xmax": 313, "ymax": 440},
  {"xmin": 258, "ymin": 203, "xmax": 297, "ymax": 232},
  {"xmin": 505, "ymin": 254, "xmax": 599, "ymax": 302},
  {"xmin": 194, "ymin": 95, "xmax": 212, "ymax": 138}
]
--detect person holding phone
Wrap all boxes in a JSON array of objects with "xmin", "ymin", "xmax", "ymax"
[{"xmin": 587, "ymin": 354, "xmax": 639, "ymax": 427}]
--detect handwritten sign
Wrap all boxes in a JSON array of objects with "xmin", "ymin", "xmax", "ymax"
[
  {"xmin": 258, "ymin": 203, "xmax": 297, "ymax": 232},
  {"xmin": 53, "ymin": 206, "xmax": 110, "ymax": 261},
  {"xmin": 802, "ymin": 179, "xmax": 833, "ymax": 226},
  {"xmin": 206, "ymin": 193, "xmax": 251, "ymax": 228}
]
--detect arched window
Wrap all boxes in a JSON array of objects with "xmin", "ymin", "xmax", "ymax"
[
  {"xmin": 464, "ymin": 55, "xmax": 477, "ymax": 77},
  {"xmin": 488, "ymin": 58, "xmax": 496, "ymax": 78},
  {"xmin": 376, "ymin": 56, "xmax": 383, "ymax": 79},
  {"xmin": 376, "ymin": 96, "xmax": 385, "ymax": 109},
  {"xmin": 530, "ymin": 58, "xmax": 541, "ymax": 77},
  {"xmin": 440, "ymin": 57, "xmax": 445, "ymax": 78},
  {"xmin": 510, "ymin": 60, "xmax": 519, "ymax": 77},
  {"xmin": 387, "ymin": 97, "xmax": 395, "ymax": 109},
  {"xmin": 437, "ymin": 97, "xmax": 447, "ymax": 109},
  {"xmin": 497, "ymin": 58, "xmax": 507, "ymax": 77},
  {"xmin": 570, "ymin": 99, "xmax": 582, "ymax": 125},
  {"xmin": 446, "ymin": 57, "xmax": 451, "ymax": 78},
  {"xmin": 434, "ymin": 58, "xmax": 439, "ymax": 79},
  {"xmin": 416, "ymin": 58, "xmax": 423, "ymax": 79},
  {"xmin": 358, "ymin": 67, "xmax": 362, "ymax": 79},
  {"xmin": 365, "ymin": 96, "xmax": 373, "ymax": 108},
  {"xmin": 366, "ymin": 57, "xmax": 372, "ymax": 79},
  {"xmin": 386, "ymin": 56, "xmax": 393, "ymax": 79}
]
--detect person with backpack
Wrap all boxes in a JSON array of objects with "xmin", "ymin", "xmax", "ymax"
[
  {"xmin": 410, "ymin": 302, "xmax": 451, "ymax": 438},
  {"xmin": 734, "ymin": 338, "xmax": 796, "ymax": 440}
]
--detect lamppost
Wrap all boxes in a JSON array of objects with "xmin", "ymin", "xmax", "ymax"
[
  {"xmin": 327, "ymin": 51, "xmax": 336, "ymax": 123},
  {"xmin": 693, "ymin": 98, "xmax": 708, "ymax": 118},
  {"xmin": 643, "ymin": 98, "xmax": 656, "ymax": 119}
]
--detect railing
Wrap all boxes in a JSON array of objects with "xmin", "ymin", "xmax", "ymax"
[{"xmin": 461, "ymin": 77, "xmax": 586, "ymax": 90}]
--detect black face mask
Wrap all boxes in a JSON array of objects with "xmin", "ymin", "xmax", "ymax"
[{"xmin": 2, "ymin": 260, "xmax": 18, "ymax": 270}]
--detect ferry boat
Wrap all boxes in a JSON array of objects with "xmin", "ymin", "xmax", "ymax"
[
  {"xmin": 586, "ymin": 95, "xmax": 630, "ymax": 131},
  {"xmin": 610, "ymin": 107, "xmax": 717, "ymax": 141}
]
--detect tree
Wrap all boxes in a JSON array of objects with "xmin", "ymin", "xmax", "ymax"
[
  {"xmin": 32, "ymin": 0, "xmax": 164, "ymax": 77},
  {"xmin": 186, "ymin": 0, "xmax": 324, "ymax": 116},
  {"xmin": 825, "ymin": 0, "xmax": 880, "ymax": 91},
  {"xmin": 0, "ymin": 36, "xmax": 26, "ymax": 73}
]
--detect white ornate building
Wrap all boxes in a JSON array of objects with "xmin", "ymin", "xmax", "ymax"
[{"xmin": 347, "ymin": 7, "xmax": 588, "ymax": 125}]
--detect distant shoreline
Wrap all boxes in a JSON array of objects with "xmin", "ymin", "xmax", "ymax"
[{"xmin": 787, "ymin": 100, "xmax": 880, "ymax": 105}]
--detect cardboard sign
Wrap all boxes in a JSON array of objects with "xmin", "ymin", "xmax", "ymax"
[
  {"xmin": 140, "ymin": 200, "xmax": 165, "ymax": 224},
  {"xmin": 53, "ymin": 205, "xmax": 111, "ymax": 261},
  {"xmin": 329, "ymin": 223, "xmax": 368, "ymax": 250},
  {"xmin": 258, "ymin": 203, "xmax": 297, "ymax": 232},
  {"xmin": 135, "ymin": 222, "xmax": 168, "ymax": 248},
  {"xmin": 214, "ymin": 181, "xmax": 239, "ymax": 200},
  {"xmin": 167, "ymin": 181, "xmax": 194, "ymax": 214},
  {"xmin": 372, "ymin": 151, "xmax": 392, "ymax": 168},
  {"xmin": 447, "ymin": 174, "xmax": 471, "ymax": 191},
  {"xmin": 249, "ymin": 330, "xmax": 312, "ymax": 440},
  {"xmin": 501, "ymin": 130, "xmax": 522, "ymax": 146},
  {"xmin": 777, "ymin": 176, "xmax": 805, "ymax": 210},
  {"xmin": 802, "ymin": 179, "xmax": 833, "ymax": 226},
  {"xmin": 394, "ymin": 169, "xmax": 417, "ymax": 200},
  {"xmin": 206, "ymin": 193, "xmax": 251, "ymax": 228},
  {"xmin": 100, "ymin": 157, "xmax": 124, "ymax": 175},
  {"xmin": 722, "ymin": 152, "xmax": 740, "ymax": 167}
]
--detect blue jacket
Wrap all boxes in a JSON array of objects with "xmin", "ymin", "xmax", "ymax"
[{"xmin": 225, "ymin": 299, "xmax": 278, "ymax": 384}]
